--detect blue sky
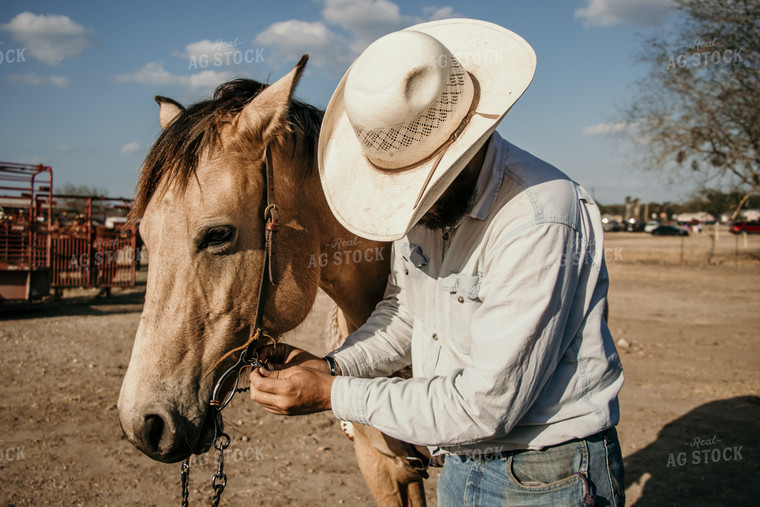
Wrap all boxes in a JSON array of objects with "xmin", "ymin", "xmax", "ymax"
[{"xmin": 0, "ymin": 0, "xmax": 684, "ymax": 205}]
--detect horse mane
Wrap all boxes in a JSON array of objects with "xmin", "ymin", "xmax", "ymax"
[{"xmin": 130, "ymin": 78, "xmax": 323, "ymax": 219}]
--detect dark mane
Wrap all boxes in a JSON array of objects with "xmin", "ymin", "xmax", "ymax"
[{"xmin": 131, "ymin": 78, "xmax": 323, "ymax": 218}]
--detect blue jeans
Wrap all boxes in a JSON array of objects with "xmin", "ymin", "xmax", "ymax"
[{"xmin": 437, "ymin": 428, "xmax": 624, "ymax": 506}]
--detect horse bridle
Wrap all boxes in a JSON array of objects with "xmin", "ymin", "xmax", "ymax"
[{"xmin": 181, "ymin": 144, "xmax": 280, "ymax": 507}]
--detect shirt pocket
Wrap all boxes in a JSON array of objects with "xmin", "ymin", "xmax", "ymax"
[{"xmin": 439, "ymin": 272, "xmax": 482, "ymax": 355}]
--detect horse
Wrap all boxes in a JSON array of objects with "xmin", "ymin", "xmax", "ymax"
[{"xmin": 118, "ymin": 56, "xmax": 428, "ymax": 506}]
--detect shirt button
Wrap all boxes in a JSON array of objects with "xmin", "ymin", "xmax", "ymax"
[
  {"xmin": 457, "ymin": 296, "xmax": 464, "ymax": 303},
  {"xmin": 432, "ymin": 333, "xmax": 438, "ymax": 341},
  {"xmin": 404, "ymin": 268, "xmax": 409, "ymax": 275}
]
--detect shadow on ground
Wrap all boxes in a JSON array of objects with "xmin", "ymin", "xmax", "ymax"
[
  {"xmin": 625, "ymin": 395, "xmax": 759, "ymax": 506},
  {"xmin": 0, "ymin": 286, "xmax": 145, "ymax": 320}
]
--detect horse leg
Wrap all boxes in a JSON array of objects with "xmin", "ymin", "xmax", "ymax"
[
  {"xmin": 352, "ymin": 423, "xmax": 427, "ymax": 507},
  {"xmin": 326, "ymin": 304, "xmax": 427, "ymax": 506}
]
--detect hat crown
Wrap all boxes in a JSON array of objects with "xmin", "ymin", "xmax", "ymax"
[{"xmin": 344, "ymin": 30, "xmax": 474, "ymax": 169}]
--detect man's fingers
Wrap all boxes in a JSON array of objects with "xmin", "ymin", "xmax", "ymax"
[
  {"xmin": 255, "ymin": 345, "xmax": 275, "ymax": 362},
  {"xmin": 256, "ymin": 344, "xmax": 287, "ymax": 364},
  {"xmin": 249, "ymin": 389, "xmax": 288, "ymax": 414},
  {"xmin": 248, "ymin": 374, "xmax": 297, "ymax": 415},
  {"xmin": 249, "ymin": 368, "xmax": 284, "ymax": 392}
]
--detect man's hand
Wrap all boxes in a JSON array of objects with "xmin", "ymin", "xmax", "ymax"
[
  {"xmin": 256, "ymin": 343, "xmax": 330, "ymax": 373},
  {"xmin": 250, "ymin": 364, "xmax": 334, "ymax": 415}
]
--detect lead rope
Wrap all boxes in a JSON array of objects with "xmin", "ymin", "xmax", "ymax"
[{"xmin": 179, "ymin": 144, "xmax": 279, "ymax": 506}]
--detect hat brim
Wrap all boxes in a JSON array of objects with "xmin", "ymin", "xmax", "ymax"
[{"xmin": 318, "ymin": 18, "xmax": 537, "ymax": 241}]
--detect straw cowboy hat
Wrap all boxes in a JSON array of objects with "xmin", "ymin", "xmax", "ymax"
[{"xmin": 318, "ymin": 18, "xmax": 537, "ymax": 241}]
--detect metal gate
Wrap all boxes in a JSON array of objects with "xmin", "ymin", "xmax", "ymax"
[
  {"xmin": 1, "ymin": 162, "xmax": 137, "ymax": 300},
  {"xmin": 0, "ymin": 162, "xmax": 52, "ymax": 300},
  {"xmin": 48, "ymin": 197, "xmax": 137, "ymax": 290}
]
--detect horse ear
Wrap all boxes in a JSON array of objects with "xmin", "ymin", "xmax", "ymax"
[
  {"xmin": 241, "ymin": 54, "xmax": 308, "ymax": 141},
  {"xmin": 155, "ymin": 96, "xmax": 185, "ymax": 130}
]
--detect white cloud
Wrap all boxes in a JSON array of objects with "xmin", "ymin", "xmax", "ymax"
[
  {"xmin": 255, "ymin": 0, "xmax": 456, "ymax": 75},
  {"xmin": 121, "ymin": 142, "xmax": 141, "ymax": 155},
  {"xmin": 114, "ymin": 62, "xmax": 184, "ymax": 86},
  {"xmin": 6, "ymin": 72, "xmax": 70, "ymax": 88},
  {"xmin": 175, "ymin": 38, "xmax": 242, "ymax": 61},
  {"xmin": 422, "ymin": 6, "xmax": 458, "ymax": 21},
  {"xmin": 322, "ymin": 0, "xmax": 410, "ymax": 50},
  {"xmin": 0, "ymin": 12, "xmax": 94, "ymax": 65},
  {"xmin": 50, "ymin": 75, "xmax": 71, "ymax": 88},
  {"xmin": 113, "ymin": 62, "xmax": 233, "ymax": 91},
  {"xmin": 255, "ymin": 20, "xmax": 353, "ymax": 73},
  {"xmin": 582, "ymin": 121, "xmax": 638, "ymax": 135},
  {"xmin": 188, "ymin": 69, "xmax": 235, "ymax": 89},
  {"xmin": 575, "ymin": 0, "xmax": 675, "ymax": 27}
]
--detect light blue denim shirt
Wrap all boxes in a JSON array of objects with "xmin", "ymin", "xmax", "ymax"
[{"xmin": 328, "ymin": 132, "xmax": 623, "ymax": 454}]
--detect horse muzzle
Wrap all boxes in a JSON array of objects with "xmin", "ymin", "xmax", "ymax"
[{"xmin": 118, "ymin": 400, "xmax": 215, "ymax": 463}]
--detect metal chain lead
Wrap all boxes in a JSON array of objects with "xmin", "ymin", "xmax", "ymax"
[
  {"xmin": 210, "ymin": 436, "xmax": 229, "ymax": 506},
  {"xmin": 179, "ymin": 357, "xmax": 264, "ymax": 506},
  {"xmin": 181, "ymin": 458, "xmax": 190, "ymax": 507}
]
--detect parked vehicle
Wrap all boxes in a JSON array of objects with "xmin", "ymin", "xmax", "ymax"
[
  {"xmin": 602, "ymin": 218, "xmax": 623, "ymax": 232},
  {"xmin": 625, "ymin": 219, "xmax": 646, "ymax": 232},
  {"xmin": 644, "ymin": 220, "xmax": 660, "ymax": 233},
  {"xmin": 730, "ymin": 221, "xmax": 760, "ymax": 234},
  {"xmin": 651, "ymin": 225, "xmax": 689, "ymax": 236}
]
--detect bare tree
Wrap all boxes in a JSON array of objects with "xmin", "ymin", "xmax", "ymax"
[
  {"xmin": 56, "ymin": 182, "xmax": 108, "ymax": 215},
  {"xmin": 623, "ymin": 0, "xmax": 759, "ymax": 218}
]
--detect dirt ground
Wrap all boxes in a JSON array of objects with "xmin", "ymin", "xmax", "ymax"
[{"xmin": 1, "ymin": 230, "xmax": 758, "ymax": 506}]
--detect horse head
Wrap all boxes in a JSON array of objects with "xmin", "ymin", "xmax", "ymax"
[{"xmin": 118, "ymin": 56, "xmax": 326, "ymax": 462}]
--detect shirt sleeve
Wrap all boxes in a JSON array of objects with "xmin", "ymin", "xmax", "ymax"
[
  {"xmin": 327, "ymin": 241, "xmax": 414, "ymax": 378},
  {"xmin": 330, "ymin": 222, "xmax": 586, "ymax": 446}
]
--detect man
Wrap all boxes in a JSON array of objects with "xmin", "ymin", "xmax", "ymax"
[{"xmin": 251, "ymin": 18, "xmax": 624, "ymax": 506}]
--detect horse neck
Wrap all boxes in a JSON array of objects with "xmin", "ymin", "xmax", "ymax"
[
  {"xmin": 317, "ymin": 219, "xmax": 391, "ymax": 331},
  {"xmin": 294, "ymin": 150, "xmax": 390, "ymax": 331}
]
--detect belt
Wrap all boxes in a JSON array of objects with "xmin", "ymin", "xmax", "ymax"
[{"xmin": 448, "ymin": 427, "xmax": 617, "ymax": 461}]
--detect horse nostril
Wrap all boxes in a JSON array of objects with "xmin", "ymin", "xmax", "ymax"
[{"xmin": 143, "ymin": 414, "xmax": 165, "ymax": 453}]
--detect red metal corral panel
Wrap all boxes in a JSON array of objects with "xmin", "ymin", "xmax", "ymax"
[
  {"xmin": 93, "ymin": 225, "xmax": 137, "ymax": 287},
  {"xmin": 50, "ymin": 234, "xmax": 91, "ymax": 288},
  {"xmin": 1, "ymin": 162, "xmax": 137, "ymax": 299}
]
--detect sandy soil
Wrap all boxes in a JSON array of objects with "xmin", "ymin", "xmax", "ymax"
[{"xmin": 0, "ymin": 231, "xmax": 758, "ymax": 506}]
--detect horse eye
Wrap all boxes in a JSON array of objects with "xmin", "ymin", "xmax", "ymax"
[{"xmin": 199, "ymin": 225, "xmax": 235, "ymax": 251}]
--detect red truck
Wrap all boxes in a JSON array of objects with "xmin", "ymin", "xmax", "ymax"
[{"xmin": 730, "ymin": 221, "xmax": 760, "ymax": 234}]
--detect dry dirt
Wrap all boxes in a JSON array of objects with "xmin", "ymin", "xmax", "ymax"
[{"xmin": 1, "ymin": 231, "xmax": 758, "ymax": 506}]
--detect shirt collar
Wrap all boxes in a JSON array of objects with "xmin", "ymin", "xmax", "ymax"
[{"xmin": 467, "ymin": 131, "xmax": 507, "ymax": 221}]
